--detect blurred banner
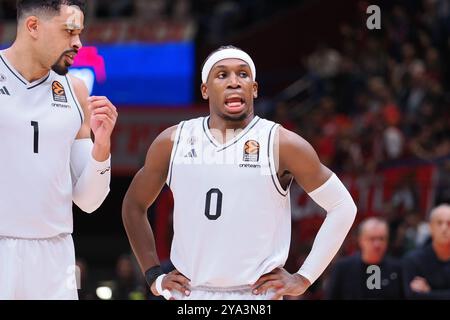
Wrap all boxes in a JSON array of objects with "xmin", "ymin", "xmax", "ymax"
[
  {"xmin": 110, "ymin": 107, "xmax": 208, "ymax": 175},
  {"xmin": 290, "ymin": 164, "xmax": 438, "ymax": 240},
  {"xmin": 0, "ymin": 20, "xmax": 194, "ymax": 44},
  {"xmin": 69, "ymin": 43, "xmax": 195, "ymax": 105}
]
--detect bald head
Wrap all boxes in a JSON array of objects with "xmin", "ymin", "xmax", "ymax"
[
  {"xmin": 430, "ymin": 204, "xmax": 450, "ymax": 221},
  {"xmin": 358, "ymin": 217, "xmax": 389, "ymax": 238},
  {"xmin": 429, "ymin": 204, "xmax": 450, "ymax": 246},
  {"xmin": 358, "ymin": 217, "xmax": 389, "ymax": 264}
]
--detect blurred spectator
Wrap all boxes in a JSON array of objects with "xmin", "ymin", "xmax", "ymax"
[
  {"xmin": 207, "ymin": 0, "xmax": 243, "ymax": 44},
  {"xmin": 271, "ymin": 101, "xmax": 297, "ymax": 132},
  {"xmin": 170, "ymin": 0, "xmax": 192, "ymax": 22},
  {"xmin": 134, "ymin": 0, "xmax": 168, "ymax": 21},
  {"xmin": 402, "ymin": 204, "xmax": 450, "ymax": 299},
  {"xmin": 389, "ymin": 174, "xmax": 419, "ymax": 216},
  {"xmin": 391, "ymin": 212, "xmax": 430, "ymax": 257},
  {"xmin": 112, "ymin": 254, "xmax": 147, "ymax": 300},
  {"xmin": 383, "ymin": 125, "xmax": 404, "ymax": 159},
  {"xmin": 307, "ymin": 44, "xmax": 342, "ymax": 80},
  {"xmin": 96, "ymin": 0, "xmax": 134, "ymax": 18},
  {"xmin": 436, "ymin": 161, "xmax": 450, "ymax": 204},
  {"xmin": 325, "ymin": 217, "xmax": 403, "ymax": 299}
]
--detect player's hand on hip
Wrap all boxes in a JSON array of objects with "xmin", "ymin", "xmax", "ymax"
[
  {"xmin": 252, "ymin": 267, "xmax": 311, "ymax": 300},
  {"xmin": 151, "ymin": 269, "xmax": 191, "ymax": 299},
  {"xmin": 88, "ymin": 96, "xmax": 118, "ymax": 145}
]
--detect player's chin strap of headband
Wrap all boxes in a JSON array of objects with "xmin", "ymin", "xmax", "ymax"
[{"xmin": 201, "ymin": 48, "xmax": 257, "ymax": 83}]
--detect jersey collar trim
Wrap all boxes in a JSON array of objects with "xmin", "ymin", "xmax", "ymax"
[
  {"xmin": 202, "ymin": 115, "xmax": 261, "ymax": 152},
  {"xmin": 0, "ymin": 50, "xmax": 51, "ymax": 90}
]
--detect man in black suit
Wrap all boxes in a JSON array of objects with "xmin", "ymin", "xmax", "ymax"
[
  {"xmin": 403, "ymin": 204, "xmax": 450, "ymax": 299},
  {"xmin": 325, "ymin": 217, "xmax": 403, "ymax": 299}
]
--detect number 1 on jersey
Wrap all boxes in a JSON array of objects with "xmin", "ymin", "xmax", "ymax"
[
  {"xmin": 205, "ymin": 188, "xmax": 223, "ymax": 220},
  {"xmin": 31, "ymin": 121, "xmax": 39, "ymax": 154}
]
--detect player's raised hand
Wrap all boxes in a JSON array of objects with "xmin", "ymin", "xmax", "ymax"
[
  {"xmin": 150, "ymin": 269, "xmax": 191, "ymax": 300},
  {"xmin": 88, "ymin": 96, "xmax": 118, "ymax": 146},
  {"xmin": 251, "ymin": 267, "xmax": 311, "ymax": 300}
]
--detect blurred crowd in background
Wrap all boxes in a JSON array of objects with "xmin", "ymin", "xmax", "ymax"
[
  {"xmin": 271, "ymin": 0, "xmax": 450, "ymax": 299},
  {"xmin": 0, "ymin": 0, "xmax": 297, "ymax": 43},
  {"xmin": 1, "ymin": 0, "xmax": 449, "ymax": 299}
]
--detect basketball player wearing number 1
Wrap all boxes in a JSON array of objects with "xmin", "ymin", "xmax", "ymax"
[
  {"xmin": 0, "ymin": 0, "xmax": 117, "ymax": 299},
  {"xmin": 122, "ymin": 46, "xmax": 357, "ymax": 300}
]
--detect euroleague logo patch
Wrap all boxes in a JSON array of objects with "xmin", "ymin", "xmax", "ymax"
[
  {"xmin": 243, "ymin": 140, "xmax": 260, "ymax": 162},
  {"xmin": 52, "ymin": 81, "xmax": 67, "ymax": 103}
]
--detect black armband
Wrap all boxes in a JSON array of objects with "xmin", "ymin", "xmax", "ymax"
[{"xmin": 144, "ymin": 265, "xmax": 164, "ymax": 287}]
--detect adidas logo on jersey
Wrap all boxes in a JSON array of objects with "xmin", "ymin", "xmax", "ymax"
[
  {"xmin": 184, "ymin": 149, "xmax": 198, "ymax": 158},
  {"xmin": 0, "ymin": 86, "xmax": 10, "ymax": 96},
  {"xmin": 98, "ymin": 167, "xmax": 111, "ymax": 175}
]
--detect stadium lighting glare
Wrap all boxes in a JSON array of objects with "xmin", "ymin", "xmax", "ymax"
[{"xmin": 96, "ymin": 286, "xmax": 113, "ymax": 300}]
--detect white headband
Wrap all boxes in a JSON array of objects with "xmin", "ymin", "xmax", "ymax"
[{"xmin": 201, "ymin": 48, "xmax": 256, "ymax": 83}]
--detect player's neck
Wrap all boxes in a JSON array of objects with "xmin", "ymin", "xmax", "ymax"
[
  {"xmin": 208, "ymin": 113, "xmax": 255, "ymax": 143},
  {"xmin": 361, "ymin": 252, "xmax": 383, "ymax": 265},
  {"xmin": 4, "ymin": 42, "xmax": 50, "ymax": 83},
  {"xmin": 432, "ymin": 241, "xmax": 450, "ymax": 261}
]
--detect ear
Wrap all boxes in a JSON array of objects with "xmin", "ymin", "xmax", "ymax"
[
  {"xmin": 25, "ymin": 16, "xmax": 40, "ymax": 39},
  {"xmin": 200, "ymin": 83, "xmax": 208, "ymax": 100},
  {"xmin": 253, "ymin": 81, "xmax": 258, "ymax": 99}
]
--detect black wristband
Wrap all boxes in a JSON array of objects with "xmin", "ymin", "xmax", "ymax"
[{"xmin": 144, "ymin": 265, "xmax": 164, "ymax": 287}]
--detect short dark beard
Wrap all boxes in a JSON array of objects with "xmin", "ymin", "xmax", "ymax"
[
  {"xmin": 220, "ymin": 112, "xmax": 248, "ymax": 122},
  {"xmin": 51, "ymin": 60, "xmax": 69, "ymax": 75},
  {"xmin": 51, "ymin": 50, "xmax": 76, "ymax": 75}
]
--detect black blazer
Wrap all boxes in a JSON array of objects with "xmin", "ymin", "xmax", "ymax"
[
  {"xmin": 325, "ymin": 252, "xmax": 404, "ymax": 300},
  {"xmin": 402, "ymin": 244, "xmax": 450, "ymax": 299}
]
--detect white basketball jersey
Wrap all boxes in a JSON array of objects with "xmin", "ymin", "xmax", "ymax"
[
  {"xmin": 168, "ymin": 115, "xmax": 292, "ymax": 287},
  {"xmin": 0, "ymin": 51, "xmax": 83, "ymax": 238}
]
